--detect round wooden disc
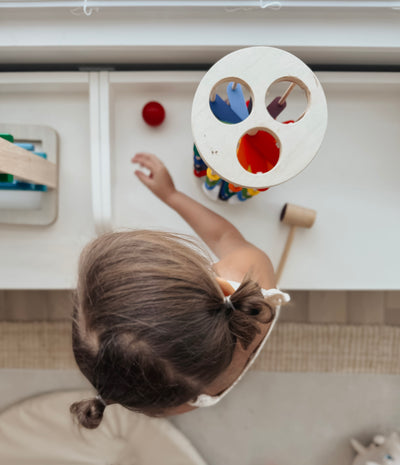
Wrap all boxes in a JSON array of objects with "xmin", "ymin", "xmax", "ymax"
[{"xmin": 191, "ymin": 47, "xmax": 328, "ymax": 189}]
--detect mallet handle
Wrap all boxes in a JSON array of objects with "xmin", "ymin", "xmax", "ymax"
[
  {"xmin": 278, "ymin": 82, "xmax": 296, "ymax": 106},
  {"xmin": 276, "ymin": 225, "xmax": 296, "ymax": 285}
]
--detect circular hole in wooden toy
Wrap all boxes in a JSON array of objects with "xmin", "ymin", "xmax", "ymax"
[
  {"xmin": 209, "ymin": 78, "xmax": 253, "ymax": 125},
  {"xmin": 237, "ymin": 128, "xmax": 280, "ymax": 175},
  {"xmin": 265, "ymin": 78, "xmax": 309, "ymax": 123}
]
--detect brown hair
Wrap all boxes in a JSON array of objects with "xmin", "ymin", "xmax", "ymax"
[{"xmin": 70, "ymin": 230, "xmax": 273, "ymax": 428}]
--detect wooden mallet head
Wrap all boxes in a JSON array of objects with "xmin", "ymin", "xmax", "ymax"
[
  {"xmin": 276, "ymin": 203, "xmax": 317, "ymax": 284},
  {"xmin": 280, "ymin": 203, "xmax": 316, "ymax": 229}
]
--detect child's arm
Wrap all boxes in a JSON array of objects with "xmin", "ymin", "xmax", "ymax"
[
  {"xmin": 132, "ymin": 153, "xmax": 275, "ymax": 286},
  {"xmin": 132, "ymin": 152, "xmax": 246, "ymax": 257}
]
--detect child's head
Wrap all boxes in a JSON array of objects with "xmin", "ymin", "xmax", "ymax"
[{"xmin": 71, "ymin": 230, "xmax": 273, "ymax": 428}]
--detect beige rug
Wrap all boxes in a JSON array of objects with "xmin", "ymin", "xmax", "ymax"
[
  {"xmin": 1, "ymin": 321, "xmax": 399, "ymax": 373},
  {"xmin": 0, "ymin": 322, "xmax": 75, "ymax": 369}
]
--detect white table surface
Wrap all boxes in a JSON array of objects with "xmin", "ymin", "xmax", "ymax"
[
  {"xmin": 0, "ymin": 74, "xmax": 96, "ymax": 289},
  {"xmin": 1, "ymin": 71, "xmax": 399, "ymax": 290},
  {"xmin": 111, "ymin": 71, "xmax": 400, "ymax": 290}
]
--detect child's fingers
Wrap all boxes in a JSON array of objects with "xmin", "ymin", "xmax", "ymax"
[
  {"xmin": 132, "ymin": 152, "xmax": 160, "ymax": 170},
  {"xmin": 132, "ymin": 152, "xmax": 150, "ymax": 162},
  {"xmin": 131, "ymin": 153, "xmax": 150, "ymax": 169},
  {"xmin": 134, "ymin": 169, "xmax": 153, "ymax": 187}
]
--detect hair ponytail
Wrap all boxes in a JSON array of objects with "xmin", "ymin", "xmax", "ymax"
[
  {"xmin": 70, "ymin": 396, "xmax": 106, "ymax": 429},
  {"xmin": 225, "ymin": 276, "xmax": 274, "ymax": 350}
]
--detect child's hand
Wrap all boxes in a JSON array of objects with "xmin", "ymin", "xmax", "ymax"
[{"xmin": 132, "ymin": 153, "xmax": 177, "ymax": 203}]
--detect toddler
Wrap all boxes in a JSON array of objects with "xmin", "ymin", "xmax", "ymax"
[{"xmin": 71, "ymin": 152, "xmax": 289, "ymax": 428}]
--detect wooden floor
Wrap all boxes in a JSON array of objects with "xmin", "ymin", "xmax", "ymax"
[
  {"xmin": 0, "ymin": 290, "xmax": 399, "ymax": 325},
  {"xmin": 280, "ymin": 291, "xmax": 400, "ymax": 325},
  {"xmin": 0, "ymin": 291, "xmax": 72, "ymax": 321}
]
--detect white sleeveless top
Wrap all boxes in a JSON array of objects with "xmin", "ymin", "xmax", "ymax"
[{"xmin": 188, "ymin": 281, "xmax": 290, "ymax": 408}]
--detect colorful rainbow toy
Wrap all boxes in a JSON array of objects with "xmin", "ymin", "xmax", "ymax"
[{"xmin": 191, "ymin": 46, "xmax": 328, "ymax": 202}]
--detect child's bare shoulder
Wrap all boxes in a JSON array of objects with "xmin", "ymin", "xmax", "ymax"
[{"xmin": 213, "ymin": 243, "xmax": 276, "ymax": 289}]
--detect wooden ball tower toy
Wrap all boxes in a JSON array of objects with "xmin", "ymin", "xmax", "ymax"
[{"xmin": 191, "ymin": 46, "xmax": 328, "ymax": 201}]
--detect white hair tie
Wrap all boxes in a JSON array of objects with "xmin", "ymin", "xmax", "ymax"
[
  {"xmin": 96, "ymin": 394, "xmax": 107, "ymax": 408},
  {"xmin": 224, "ymin": 295, "xmax": 236, "ymax": 313}
]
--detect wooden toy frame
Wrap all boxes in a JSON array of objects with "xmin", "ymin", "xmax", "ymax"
[
  {"xmin": 192, "ymin": 47, "xmax": 328, "ymax": 189},
  {"xmin": 0, "ymin": 124, "xmax": 58, "ymax": 225}
]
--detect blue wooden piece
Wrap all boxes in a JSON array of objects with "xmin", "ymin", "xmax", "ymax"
[
  {"xmin": 209, "ymin": 94, "xmax": 242, "ymax": 124},
  {"xmin": 0, "ymin": 180, "xmax": 47, "ymax": 191},
  {"xmin": 15, "ymin": 143, "xmax": 34, "ymax": 151},
  {"xmin": 227, "ymin": 82, "xmax": 249, "ymax": 121},
  {"xmin": 218, "ymin": 181, "xmax": 236, "ymax": 201},
  {"xmin": 33, "ymin": 152, "xmax": 47, "ymax": 159}
]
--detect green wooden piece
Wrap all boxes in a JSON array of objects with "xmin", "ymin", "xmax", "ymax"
[
  {"xmin": 0, "ymin": 133, "xmax": 14, "ymax": 143},
  {"xmin": 0, "ymin": 134, "xmax": 15, "ymax": 182},
  {"xmin": 0, "ymin": 173, "xmax": 14, "ymax": 182}
]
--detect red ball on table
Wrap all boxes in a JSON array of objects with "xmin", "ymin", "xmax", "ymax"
[{"xmin": 142, "ymin": 101, "xmax": 166, "ymax": 127}]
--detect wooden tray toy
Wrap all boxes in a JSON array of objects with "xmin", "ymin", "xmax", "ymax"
[{"xmin": 0, "ymin": 124, "xmax": 58, "ymax": 225}]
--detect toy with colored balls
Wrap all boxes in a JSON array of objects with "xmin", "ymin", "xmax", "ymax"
[{"xmin": 191, "ymin": 46, "xmax": 328, "ymax": 202}]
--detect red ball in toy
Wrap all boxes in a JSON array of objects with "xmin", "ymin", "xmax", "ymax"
[{"xmin": 142, "ymin": 101, "xmax": 166, "ymax": 127}]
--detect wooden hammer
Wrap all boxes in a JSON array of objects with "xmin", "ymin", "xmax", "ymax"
[{"xmin": 275, "ymin": 203, "xmax": 317, "ymax": 285}]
